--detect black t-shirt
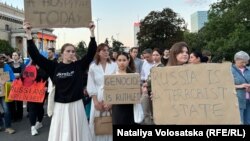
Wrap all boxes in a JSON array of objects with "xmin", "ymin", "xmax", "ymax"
[
  {"xmin": 27, "ymin": 37, "xmax": 97, "ymax": 103},
  {"xmin": 8, "ymin": 61, "xmax": 24, "ymax": 74},
  {"xmin": 161, "ymin": 57, "xmax": 168, "ymax": 66}
]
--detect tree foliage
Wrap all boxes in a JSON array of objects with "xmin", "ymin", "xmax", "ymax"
[
  {"xmin": 183, "ymin": 31, "xmax": 206, "ymax": 52},
  {"xmin": 137, "ymin": 8, "xmax": 186, "ymax": 52},
  {"xmin": 76, "ymin": 41, "xmax": 87, "ymax": 58},
  {"xmin": 111, "ymin": 38, "xmax": 124, "ymax": 52},
  {"xmin": 185, "ymin": 0, "xmax": 250, "ymax": 62},
  {"xmin": 0, "ymin": 39, "xmax": 14, "ymax": 55}
]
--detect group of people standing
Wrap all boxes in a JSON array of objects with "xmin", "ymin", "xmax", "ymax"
[
  {"xmin": 0, "ymin": 19, "xmax": 249, "ymax": 141},
  {"xmin": 23, "ymin": 21, "xmax": 141, "ymax": 141},
  {"xmin": 0, "ymin": 51, "xmax": 25, "ymax": 134}
]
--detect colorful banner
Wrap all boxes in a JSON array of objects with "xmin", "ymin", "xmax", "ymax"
[{"xmin": 8, "ymin": 79, "xmax": 46, "ymax": 103}]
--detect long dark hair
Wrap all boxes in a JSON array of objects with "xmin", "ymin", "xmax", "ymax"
[
  {"xmin": 191, "ymin": 50, "xmax": 208, "ymax": 63},
  {"xmin": 116, "ymin": 52, "xmax": 136, "ymax": 73}
]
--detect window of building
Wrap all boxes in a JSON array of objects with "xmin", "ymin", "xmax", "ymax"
[{"xmin": 5, "ymin": 24, "xmax": 10, "ymax": 30}]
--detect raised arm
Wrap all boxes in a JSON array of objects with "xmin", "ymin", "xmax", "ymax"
[
  {"xmin": 77, "ymin": 22, "xmax": 97, "ymax": 71},
  {"xmin": 23, "ymin": 21, "xmax": 56, "ymax": 77}
]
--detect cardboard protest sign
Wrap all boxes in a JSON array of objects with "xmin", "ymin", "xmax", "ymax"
[
  {"xmin": 151, "ymin": 63, "xmax": 240, "ymax": 124},
  {"xmin": 0, "ymin": 85, "xmax": 4, "ymax": 97},
  {"xmin": 0, "ymin": 68, "xmax": 9, "ymax": 84},
  {"xmin": 8, "ymin": 79, "xmax": 46, "ymax": 103},
  {"xmin": 104, "ymin": 74, "xmax": 141, "ymax": 104},
  {"xmin": 24, "ymin": 0, "xmax": 92, "ymax": 28},
  {"xmin": 4, "ymin": 82, "xmax": 13, "ymax": 102}
]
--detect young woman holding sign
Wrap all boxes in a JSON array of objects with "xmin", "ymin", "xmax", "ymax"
[
  {"xmin": 21, "ymin": 61, "xmax": 49, "ymax": 136},
  {"xmin": 112, "ymin": 52, "xmax": 137, "ymax": 125},
  {"xmin": 149, "ymin": 42, "xmax": 190, "ymax": 110},
  {"xmin": 23, "ymin": 21, "xmax": 96, "ymax": 141},
  {"xmin": 166, "ymin": 42, "xmax": 189, "ymax": 66}
]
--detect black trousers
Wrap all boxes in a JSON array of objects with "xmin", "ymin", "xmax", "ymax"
[
  {"xmin": 27, "ymin": 102, "xmax": 44, "ymax": 126},
  {"xmin": 9, "ymin": 101, "xmax": 23, "ymax": 121}
]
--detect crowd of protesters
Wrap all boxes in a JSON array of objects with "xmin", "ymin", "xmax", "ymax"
[{"xmin": 0, "ymin": 21, "xmax": 250, "ymax": 141}]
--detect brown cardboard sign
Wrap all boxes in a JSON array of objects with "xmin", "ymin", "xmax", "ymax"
[
  {"xmin": 104, "ymin": 74, "xmax": 141, "ymax": 104},
  {"xmin": 151, "ymin": 63, "xmax": 240, "ymax": 124},
  {"xmin": 0, "ymin": 69, "xmax": 9, "ymax": 84},
  {"xmin": 24, "ymin": 0, "xmax": 92, "ymax": 28}
]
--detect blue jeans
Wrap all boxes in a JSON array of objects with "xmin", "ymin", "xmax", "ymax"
[
  {"xmin": 0, "ymin": 97, "xmax": 11, "ymax": 128},
  {"xmin": 239, "ymin": 100, "xmax": 250, "ymax": 125}
]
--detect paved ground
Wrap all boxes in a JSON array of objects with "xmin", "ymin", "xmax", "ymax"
[{"xmin": 0, "ymin": 108, "xmax": 51, "ymax": 141}]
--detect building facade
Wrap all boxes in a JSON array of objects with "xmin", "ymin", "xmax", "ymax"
[
  {"xmin": 0, "ymin": 2, "xmax": 57, "ymax": 58},
  {"xmin": 134, "ymin": 22, "xmax": 140, "ymax": 47},
  {"xmin": 191, "ymin": 11, "xmax": 208, "ymax": 33}
]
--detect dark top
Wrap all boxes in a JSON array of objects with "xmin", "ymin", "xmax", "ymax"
[
  {"xmin": 161, "ymin": 57, "xmax": 168, "ymax": 66},
  {"xmin": 112, "ymin": 104, "xmax": 135, "ymax": 125},
  {"xmin": 8, "ymin": 61, "xmax": 24, "ymax": 74},
  {"xmin": 112, "ymin": 72, "xmax": 136, "ymax": 125},
  {"xmin": 36, "ymin": 67, "xmax": 49, "ymax": 84},
  {"xmin": 27, "ymin": 37, "xmax": 97, "ymax": 103},
  {"xmin": 50, "ymin": 58, "xmax": 58, "ymax": 63}
]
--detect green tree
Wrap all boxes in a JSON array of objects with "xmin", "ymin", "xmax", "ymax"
[
  {"xmin": 183, "ymin": 28, "xmax": 209, "ymax": 52},
  {"xmin": 111, "ymin": 38, "xmax": 124, "ymax": 52},
  {"xmin": 0, "ymin": 39, "xmax": 14, "ymax": 54},
  {"xmin": 76, "ymin": 41, "xmax": 87, "ymax": 58},
  {"xmin": 137, "ymin": 8, "xmax": 186, "ymax": 52},
  {"xmin": 202, "ymin": 0, "xmax": 250, "ymax": 62}
]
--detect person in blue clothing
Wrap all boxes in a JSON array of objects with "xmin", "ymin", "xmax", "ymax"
[
  {"xmin": 0, "ymin": 54, "xmax": 15, "ymax": 134},
  {"xmin": 231, "ymin": 51, "xmax": 250, "ymax": 124}
]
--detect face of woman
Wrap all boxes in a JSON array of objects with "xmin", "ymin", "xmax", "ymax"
[
  {"xmin": 152, "ymin": 51, "xmax": 161, "ymax": 63},
  {"xmin": 189, "ymin": 53, "xmax": 200, "ymax": 64},
  {"xmin": 176, "ymin": 47, "xmax": 189, "ymax": 65},
  {"xmin": 164, "ymin": 49, "xmax": 169, "ymax": 57},
  {"xmin": 12, "ymin": 52, "xmax": 19, "ymax": 61},
  {"xmin": 116, "ymin": 54, "xmax": 129, "ymax": 71},
  {"xmin": 62, "ymin": 46, "xmax": 75, "ymax": 63},
  {"xmin": 98, "ymin": 46, "xmax": 109, "ymax": 60},
  {"xmin": 235, "ymin": 59, "xmax": 248, "ymax": 68}
]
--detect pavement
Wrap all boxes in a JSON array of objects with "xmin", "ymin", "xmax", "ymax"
[{"xmin": 0, "ymin": 107, "xmax": 51, "ymax": 141}]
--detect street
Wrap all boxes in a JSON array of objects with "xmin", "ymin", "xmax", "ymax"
[{"xmin": 0, "ymin": 108, "xmax": 51, "ymax": 141}]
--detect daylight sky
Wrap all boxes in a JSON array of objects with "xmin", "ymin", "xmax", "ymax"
[{"xmin": 1, "ymin": 0, "xmax": 218, "ymax": 49}]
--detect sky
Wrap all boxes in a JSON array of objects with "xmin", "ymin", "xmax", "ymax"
[{"xmin": 1, "ymin": 0, "xmax": 218, "ymax": 49}]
